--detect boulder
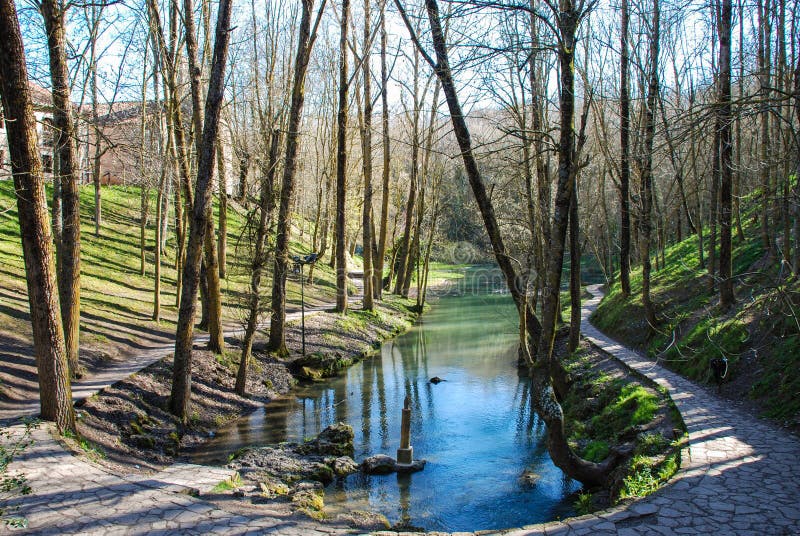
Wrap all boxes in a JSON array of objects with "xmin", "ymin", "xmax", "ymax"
[
  {"xmin": 395, "ymin": 459, "xmax": 426, "ymax": 473},
  {"xmin": 300, "ymin": 423, "xmax": 355, "ymax": 457},
  {"xmin": 361, "ymin": 454, "xmax": 397, "ymax": 475},
  {"xmin": 331, "ymin": 456, "xmax": 359, "ymax": 476},
  {"xmin": 335, "ymin": 510, "xmax": 391, "ymax": 530}
]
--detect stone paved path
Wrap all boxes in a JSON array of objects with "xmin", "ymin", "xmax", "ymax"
[
  {"xmin": 491, "ymin": 285, "xmax": 799, "ymax": 536},
  {"xmin": 3, "ymin": 284, "xmax": 800, "ymax": 534}
]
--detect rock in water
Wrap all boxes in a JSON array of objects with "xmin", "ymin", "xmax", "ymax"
[
  {"xmin": 395, "ymin": 459, "xmax": 426, "ymax": 473},
  {"xmin": 361, "ymin": 454, "xmax": 397, "ymax": 475},
  {"xmin": 299, "ymin": 422, "xmax": 355, "ymax": 457},
  {"xmin": 429, "ymin": 376, "xmax": 446, "ymax": 384},
  {"xmin": 331, "ymin": 456, "xmax": 359, "ymax": 476}
]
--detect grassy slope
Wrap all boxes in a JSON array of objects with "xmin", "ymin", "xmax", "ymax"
[
  {"xmin": 592, "ymin": 202, "xmax": 800, "ymax": 426},
  {"xmin": 0, "ymin": 183, "xmax": 341, "ymax": 363}
]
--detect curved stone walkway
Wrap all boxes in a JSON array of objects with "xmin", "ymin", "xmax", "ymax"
[
  {"xmin": 499, "ymin": 285, "xmax": 800, "ymax": 536},
  {"xmin": 3, "ymin": 285, "xmax": 800, "ymax": 534}
]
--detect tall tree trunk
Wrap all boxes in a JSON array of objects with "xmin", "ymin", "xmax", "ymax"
[
  {"xmin": 568, "ymin": 183, "xmax": 581, "ymax": 353},
  {"xmin": 0, "ymin": 0, "xmax": 75, "ymax": 431},
  {"xmin": 375, "ymin": 7, "xmax": 391, "ymax": 299},
  {"xmin": 183, "ymin": 0, "xmax": 222, "ymax": 351},
  {"xmin": 709, "ymin": 123, "xmax": 720, "ymax": 291},
  {"xmin": 89, "ymin": 3, "xmax": 103, "ymax": 238},
  {"xmin": 218, "ymin": 142, "xmax": 228, "ymax": 279},
  {"xmin": 793, "ymin": 31, "xmax": 800, "ymax": 273},
  {"xmin": 237, "ymin": 129, "xmax": 280, "ymax": 396},
  {"xmin": 334, "ymin": 0, "xmax": 351, "ymax": 313},
  {"xmin": 639, "ymin": 0, "xmax": 660, "ymax": 331},
  {"xmin": 735, "ymin": 0, "xmax": 745, "ymax": 242},
  {"xmin": 361, "ymin": 0, "xmax": 374, "ymax": 310},
  {"xmin": 41, "ymin": 0, "xmax": 81, "ymax": 378},
  {"xmin": 718, "ymin": 0, "xmax": 735, "ymax": 308},
  {"xmin": 52, "ymin": 168, "xmax": 62, "ymax": 275},
  {"xmin": 204, "ymin": 206, "xmax": 224, "ymax": 353},
  {"xmin": 393, "ymin": 50, "xmax": 420, "ymax": 296},
  {"xmin": 139, "ymin": 60, "xmax": 150, "ymax": 279},
  {"xmin": 268, "ymin": 0, "xmax": 326, "ymax": 352},
  {"xmin": 758, "ymin": 0, "xmax": 772, "ymax": 253},
  {"xmin": 394, "ymin": 0, "xmax": 543, "ymax": 350},
  {"xmin": 170, "ymin": 0, "xmax": 233, "ymax": 421},
  {"xmin": 619, "ymin": 0, "xmax": 632, "ymax": 296}
]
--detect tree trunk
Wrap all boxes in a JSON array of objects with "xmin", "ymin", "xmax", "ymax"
[
  {"xmin": 374, "ymin": 7, "xmax": 391, "ymax": 299},
  {"xmin": 0, "ymin": 0, "xmax": 75, "ymax": 431},
  {"xmin": 758, "ymin": 0, "xmax": 772, "ymax": 253},
  {"xmin": 717, "ymin": 0, "xmax": 735, "ymax": 308},
  {"xmin": 237, "ymin": 129, "xmax": 280, "ymax": 396},
  {"xmin": 183, "ymin": 0, "xmax": 222, "ymax": 349},
  {"xmin": 334, "ymin": 0, "xmax": 351, "ymax": 313},
  {"xmin": 619, "ymin": 0, "xmax": 632, "ymax": 296},
  {"xmin": 41, "ymin": 0, "xmax": 81, "ymax": 378},
  {"xmin": 360, "ymin": 0, "xmax": 374, "ymax": 310},
  {"xmin": 568, "ymin": 183, "xmax": 581, "ymax": 353},
  {"xmin": 204, "ymin": 210, "xmax": 224, "ymax": 353},
  {"xmin": 395, "ymin": 0, "xmax": 544, "ymax": 345},
  {"xmin": 170, "ymin": 0, "xmax": 233, "ymax": 421},
  {"xmin": 268, "ymin": 0, "xmax": 325, "ymax": 352},
  {"xmin": 639, "ymin": 0, "xmax": 660, "ymax": 331},
  {"xmin": 218, "ymin": 142, "xmax": 228, "ymax": 279},
  {"xmin": 709, "ymin": 124, "xmax": 720, "ymax": 291},
  {"xmin": 89, "ymin": 4, "xmax": 103, "ymax": 238},
  {"xmin": 793, "ymin": 34, "xmax": 800, "ymax": 273}
]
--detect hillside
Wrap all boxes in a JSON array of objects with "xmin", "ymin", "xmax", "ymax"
[
  {"xmin": 592, "ymin": 204, "xmax": 800, "ymax": 432},
  {"xmin": 0, "ymin": 183, "xmax": 341, "ymax": 399}
]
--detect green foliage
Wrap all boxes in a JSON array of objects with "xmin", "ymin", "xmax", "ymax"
[
  {"xmin": 581, "ymin": 440, "xmax": 610, "ymax": 462},
  {"xmin": 212, "ymin": 471, "xmax": 242, "ymax": 492},
  {"xmin": 1, "ymin": 421, "xmax": 35, "ymax": 528},
  {"xmin": 592, "ymin": 189, "xmax": 800, "ymax": 423},
  {"xmin": 574, "ymin": 491, "xmax": 594, "ymax": 515},
  {"xmin": 63, "ymin": 429, "xmax": 106, "ymax": 460},
  {"xmin": 590, "ymin": 384, "xmax": 659, "ymax": 441},
  {"xmin": 751, "ymin": 334, "xmax": 800, "ymax": 420},
  {"xmin": 618, "ymin": 451, "xmax": 680, "ymax": 500}
]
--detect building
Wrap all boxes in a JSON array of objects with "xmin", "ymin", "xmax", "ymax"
[{"xmin": 0, "ymin": 81, "xmax": 90, "ymax": 181}]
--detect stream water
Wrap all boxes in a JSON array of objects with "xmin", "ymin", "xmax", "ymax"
[{"xmin": 191, "ymin": 268, "xmax": 579, "ymax": 531}]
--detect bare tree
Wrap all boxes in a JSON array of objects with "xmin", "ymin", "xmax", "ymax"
[
  {"xmin": 637, "ymin": 0, "xmax": 660, "ymax": 331},
  {"xmin": 619, "ymin": 0, "xmax": 632, "ymax": 296},
  {"xmin": 0, "ymin": 0, "xmax": 75, "ymax": 431},
  {"xmin": 717, "ymin": 0, "xmax": 734, "ymax": 308},
  {"xmin": 170, "ymin": 0, "xmax": 234, "ymax": 421},
  {"xmin": 334, "ymin": 0, "xmax": 352, "ymax": 312},
  {"xmin": 268, "ymin": 0, "xmax": 328, "ymax": 353},
  {"xmin": 40, "ymin": 0, "xmax": 81, "ymax": 378}
]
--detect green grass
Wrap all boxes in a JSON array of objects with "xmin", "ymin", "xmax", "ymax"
[
  {"xmin": 0, "ymin": 183, "xmax": 342, "ymax": 349},
  {"xmin": 211, "ymin": 471, "xmax": 242, "ymax": 492},
  {"xmin": 588, "ymin": 384, "xmax": 660, "ymax": 441},
  {"xmin": 591, "ymin": 193, "xmax": 800, "ymax": 421}
]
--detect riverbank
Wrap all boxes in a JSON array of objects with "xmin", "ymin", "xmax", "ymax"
[{"xmin": 68, "ymin": 294, "xmax": 425, "ymax": 475}]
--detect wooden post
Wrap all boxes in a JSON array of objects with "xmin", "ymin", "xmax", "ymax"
[{"xmin": 397, "ymin": 395, "xmax": 413, "ymax": 464}]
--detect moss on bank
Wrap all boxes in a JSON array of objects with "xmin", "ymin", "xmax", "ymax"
[{"xmin": 559, "ymin": 341, "xmax": 685, "ymax": 513}]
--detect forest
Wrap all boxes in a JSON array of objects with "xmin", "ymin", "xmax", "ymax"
[{"xmin": 1, "ymin": 0, "xmax": 799, "ymax": 532}]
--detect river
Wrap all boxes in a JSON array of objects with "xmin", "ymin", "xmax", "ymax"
[{"xmin": 191, "ymin": 268, "xmax": 579, "ymax": 531}]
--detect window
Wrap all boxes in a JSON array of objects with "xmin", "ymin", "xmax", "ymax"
[{"xmin": 42, "ymin": 154, "xmax": 52, "ymax": 173}]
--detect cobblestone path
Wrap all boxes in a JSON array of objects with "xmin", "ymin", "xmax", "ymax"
[{"xmin": 3, "ymin": 285, "xmax": 799, "ymax": 535}]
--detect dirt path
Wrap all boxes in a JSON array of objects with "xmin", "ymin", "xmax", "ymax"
[{"xmin": 0, "ymin": 273, "xmax": 364, "ymax": 425}]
